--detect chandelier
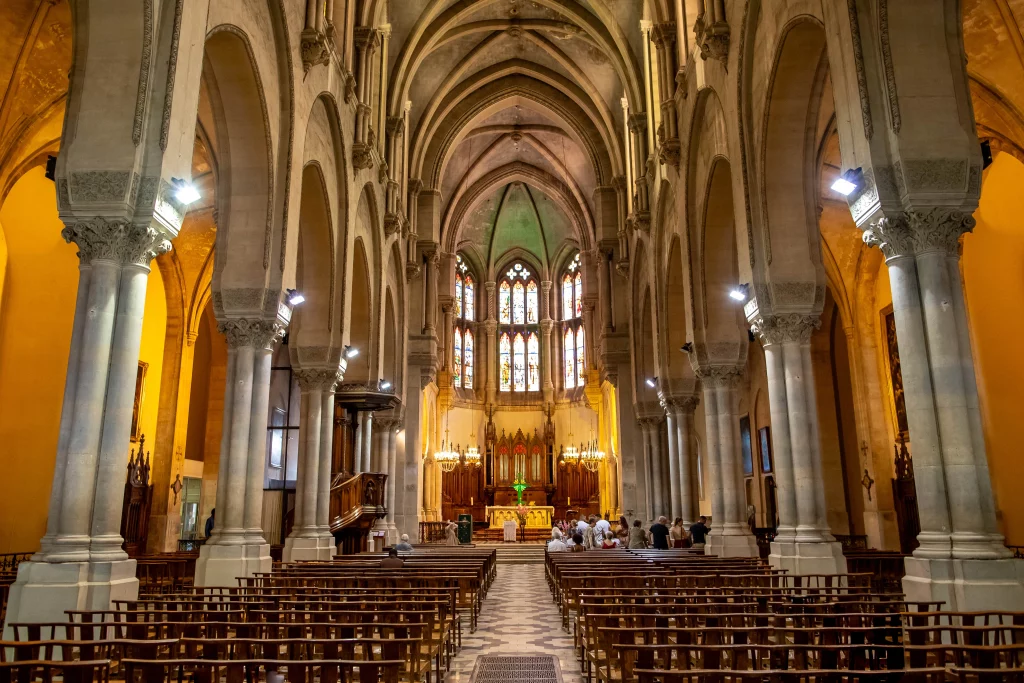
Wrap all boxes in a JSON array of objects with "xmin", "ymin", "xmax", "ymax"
[
  {"xmin": 580, "ymin": 439, "xmax": 605, "ymax": 472},
  {"xmin": 464, "ymin": 444, "xmax": 482, "ymax": 467},
  {"xmin": 562, "ymin": 442, "xmax": 580, "ymax": 465},
  {"xmin": 435, "ymin": 440, "xmax": 460, "ymax": 472}
]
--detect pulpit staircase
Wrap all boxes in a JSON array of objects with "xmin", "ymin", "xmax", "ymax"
[{"xmin": 329, "ymin": 472, "xmax": 387, "ymax": 555}]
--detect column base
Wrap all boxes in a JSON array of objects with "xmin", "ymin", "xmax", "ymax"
[
  {"xmin": 282, "ymin": 534, "xmax": 335, "ymax": 562},
  {"xmin": 706, "ymin": 527, "xmax": 759, "ymax": 557},
  {"xmin": 769, "ymin": 539, "xmax": 847, "ymax": 575},
  {"xmin": 903, "ymin": 555, "xmax": 1024, "ymax": 611},
  {"xmin": 194, "ymin": 541, "xmax": 271, "ymax": 587},
  {"xmin": 2, "ymin": 558, "xmax": 138, "ymax": 637}
]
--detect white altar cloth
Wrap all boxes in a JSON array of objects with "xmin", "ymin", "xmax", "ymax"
[{"xmin": 503, "ymin": 519, "xmax": 517, "ymax": 542}]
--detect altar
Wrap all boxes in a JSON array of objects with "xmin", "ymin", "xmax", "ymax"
[{"xmin": 486, "ymin": 505, "xmax": 554, "ymax": 529}]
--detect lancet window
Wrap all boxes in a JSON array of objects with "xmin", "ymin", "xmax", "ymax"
[
  {"xmin": 453, "ymin": 254, "xmax": 475, "ymax": 389},
  {"xmin": 562, "ymin": 253, "xmax": 586, "ymax": 389},
  {"xmin": 498, "ymin": 261, "xmax": 540, "ymax": 392}
]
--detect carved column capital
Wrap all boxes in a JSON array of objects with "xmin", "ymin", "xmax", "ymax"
[
  {"xmin": 62, "ymin": 218, "xmax": 172, "ymax": 266},
  {"xmin": 862, "ymin": 208, "xmax": 975, "ymax": 261},
  {"xmin": 295, "ymin": 368, "xmax": 344, "ymax": 393},
  {"xmin": 662, "ymin": 395, "xmax": 699, "ymax": 414},
  {"xmin": 749, "ymin": 313, "xmax": 820, "ymax": 346},
  {"xmin": 651, "ymin": 22, "xmax": 677, "ymax": 48},
  {"xmin": 627, "ymin": 113, "xmax": 648, "ymax": 133},
  {"xmin": 218, "ymin": 318, "xmax": 286, "ymax": 350},
  {"xmin": 693, "ymin": 365, "xmax": 743, "ymax": 389}
]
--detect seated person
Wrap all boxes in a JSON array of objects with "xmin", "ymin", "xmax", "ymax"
[
  {"xmin": 394, "ymin": 534, "xmax": 414, "ymax": 551},
  {"xmin": 601, "ymin": 535, "xmax": 620, "ymax": 549},
  {"xmin": 380, "ymin": 547, "xmax": 405, "ymax": 568},
  {"xmin": 548, "ymin": 527, "xmax": 568, "ymax": 552},
  {"xmin": 570, "ymin": 533, "xmax": 586, "ymax": 552}
]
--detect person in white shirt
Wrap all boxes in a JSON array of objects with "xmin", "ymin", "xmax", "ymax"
[
  {"xmin": 576, "ymin": 519, "xmax": 589, "ymax": 537},
  {"xmin": 595, "ymin": 516, "xmax": 611, "ymax": 538},
  {"xmin": 548, "ymin": 527, "xmax": 568, "ymax": 552}
]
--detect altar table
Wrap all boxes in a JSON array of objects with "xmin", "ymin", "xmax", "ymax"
[{"xmin": 486, "ymin": 505, "xmax": 554, "ymax": 529}]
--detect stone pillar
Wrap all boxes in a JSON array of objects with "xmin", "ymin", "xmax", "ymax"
[
  {"xmin": 194, "ymin": 318, "xmax": 284, "ymax": 586},
  {"xmin": 751, "ymin": 314, "xmax": 846, "ymax": 574},
  {"xmin": 639, "ymin": 418, "xmax": 654, "ymax": 521},
  {"xmin": 648, "ymin": 419, "xmax": 666, "ymax": 519},
  {"xmin": 4, "ymin": 220, "xmax": 170, "ymax": 632},
  {"xmin": 863, "ymin": 210, "xmax": 1024, "ymax": 610},
  {"xmin": 672, "ymin": 398, "xmax": 699, "ymax": 525},
  {"xmin": 540, "ymin": 280, "xmax": 554, "ymax": 404},
  {"xmin": 663, "ymin": 403, "xmax": 681, "ymax": 520},
  {"xmin": 697, "ymin": 368, "xmax": 758, "ymax": 557},
  {"xmin": 424, "ymin": 251, "xmax": 439, "ymax": 334},
  {"xmin": 284, "ymin": 367, "xmax": 343, "ymax": 562},
  {"xmin": 362, "ymin": 412, "xmax": 375, "ymax": 472}
]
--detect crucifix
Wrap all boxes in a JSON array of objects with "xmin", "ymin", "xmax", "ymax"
[{"xmin": 512, "ymin": 472, "xmax": 528, "ymax": 506}]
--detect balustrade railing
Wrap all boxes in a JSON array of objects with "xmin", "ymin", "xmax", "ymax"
[{"xmin": 419, "ymin": 521, "xmax": 448, "ymax": 544}]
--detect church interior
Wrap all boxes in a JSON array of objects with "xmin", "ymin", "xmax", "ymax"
[{"xmin": 4, "ymin": 0, "xmax": 1024, "ymax": 679}]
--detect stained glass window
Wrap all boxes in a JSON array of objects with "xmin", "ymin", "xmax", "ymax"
[
  {"xmin": 512, "ymin": 282, "xmax": 525, "ymax": 324},
  {"xmin": 464, "ymin": 330, "xmax": 474, "ymax": 389},
  {"xmin": 574, "ymin": 272, "xmax": 583, "ymax": 318},
  {"xmin": 564, "ymin": 328, "xmax": 576, "ymax": 388},
  {"xmin": 527, "ymin": 333, "xmax": 540, "ymax": 391},
  {"xmin": 499, "ymin": 282, "xmax": 511, "ymax": 324},
  {"xmin": 513, "ymin": 333, "xmax": 526, "ymax": 392},
  {"xmin": 562, "ymin": 275, "xmax": 573, "ymax": 321},
  {"xmin": 464, "ymin": 276, "xmax": 475, "ymax": 321},
  {"xmin": 455, "ymin": 275, "xmax": 463, "ymax": 319},
  {"xmin": 500, "ymin": 333, "xmax": 511, "ymax": 391},
  {"xmin": 453, "ymin": 328, "xmax": 462, "ymax": 388},
  {"xmin": 526, "ymin": 281, "xmax": 538, "ymax": 324},
  {"xmin": 576, "ymin": 326, "xmax": 585, "ymax": 386}
]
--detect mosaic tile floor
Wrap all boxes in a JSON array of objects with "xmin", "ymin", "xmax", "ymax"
[{"xmin": 448, "ymin": 565, "xmax": 581, "ymax": 683}]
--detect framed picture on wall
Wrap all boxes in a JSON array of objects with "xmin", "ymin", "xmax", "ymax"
[
  {"xmin": 740, "ymin": 416, "xmax": 753, "ymax": 476},
  {"xmin": 130, "ymin": 361, "xmax": 148, "ymax": 442},
  {"xmin": 759, "ymin": 426, "xmax": 772, "ymax": 473}
]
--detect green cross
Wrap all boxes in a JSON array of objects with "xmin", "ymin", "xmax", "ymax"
[{"xmin": 512, "ymin": 472, "xmax": 528, "ymax": 506}]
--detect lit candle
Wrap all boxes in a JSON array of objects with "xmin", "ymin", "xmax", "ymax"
[
  {"xmin": 568, "ymin": 497, "xmax": 571, "ymax": 507},
  {"xmin": 470, "ymin": 497, "xmax": 473, "ymax": 505}
]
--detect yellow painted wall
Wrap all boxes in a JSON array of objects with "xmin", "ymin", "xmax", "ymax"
[
  {"xmin": 962, "ymin": 152, "xmax": 1024, "ymax": 545},
  {"xmin": 0, "ymin": 167, "xmax": 78, "ymax": 553},
  {"xmin": 0, "ymin": 166, "xmax": 168, "ymax": 553}
]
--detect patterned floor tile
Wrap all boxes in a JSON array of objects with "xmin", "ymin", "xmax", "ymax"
[{"xmin": 446, "ymin": 565, "xmax": 582, "ymax": 683}]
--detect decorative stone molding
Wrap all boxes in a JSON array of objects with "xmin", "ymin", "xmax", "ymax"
[
  {"xmin": 343, "ymin": 71, "xmax": 357, "ymax": 103},
  {"xmin": 692, "ymin": 364, "xmax": 743, "ymax": 389},
  {"xmin": 160, "ymin": 0, "xmax": 185, "ymax": 151},
  {"xmin": 749, "ymin": 314, "xmax": 819, "ymax": 346},
  {"xmin": 694, "ymin": 16, "xmax": 730, "ymax": 64},
  {"xmin": 627, "ymin": 113, "xmax": 647, "ymax": 134},
  {"xmin": 846, "ymin": 0, "xmax": 873, "ymax": 139},
  {"xmin": 878, "ymin": 0, "xmax": 901, "ymax": 134},
  {"xmin": 353, "ymin": 141, "xmax": 374, "ymax": 170},
  {"xmin": 300, "ymin": 28, "xmax": 332, "ymax": 73},
  {"xmin": 217, "ymin": 318, "xmax": 285, "ymax": 351},
  {"xmin": 132, "ymin": 0, "xmax": 153, "ymax": 146},
  {"xmin": 294, "ymin": 368, "xmax": 343, "ymax": 393},
  {"xmin": 62, "ymin": 218, "xmax": 171, "ymax": 266},
  {"xmin": 384, "ymin": 212, "xmax": 403, "ymax": 237},
  {"xmin": 69, "ymin": 171, "xmax": 132, "ymax": 203},
  {"xmin": 862, "ymin": 208, "xmax": 975, "ymax": 261},
  {"xmin": 658, "ymin": 128, "xmax": 681, "ymax": 167}
]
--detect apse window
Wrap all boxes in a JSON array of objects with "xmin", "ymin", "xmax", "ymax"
[
  {"xmin": 562, "ymin": 252, "xmax": 585, "ymax": 389},
  {"xmin": 498, "ymin": 261, "xmax": 540, "ymax": 392},
  {"xmin": 453, "ymin": 253, "xmax": 475, "ymax": 389}
]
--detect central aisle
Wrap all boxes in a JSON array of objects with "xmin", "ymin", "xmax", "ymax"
[{"xmin": 448, "ymin": 563, "xmax": 582, "ymax": 683}]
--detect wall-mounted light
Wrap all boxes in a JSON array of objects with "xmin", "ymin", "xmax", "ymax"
[
  {"xmin": 380, "ymin": 380, "xmax": 392, "ymax": 391},
  {"xmin": 645, "ymin": 377, "xmax": 658, "ymax": 388},
  {"xmin": 729, "ymin": 284, "xmax": 749, "ymax": 302},
  {"xmin": 286, "ymin": 289, "xmax": 305, "ymax": 306},
  {"xmin": 344, "ymin": 345, "xmax": 360, "ymax": 359},
  {"xmin": 171, "ymin": 177, "xmax": 201, "ymax": 204},
  {"xmin": 680, "ymin": 342, "xmax": 693, "ymax": 354},
  {"xmin": 830, "ymin": 167, "xmax": 862, "ymax": 197}
]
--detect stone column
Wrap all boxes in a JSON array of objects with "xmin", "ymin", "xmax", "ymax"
[
  {"xmin": 384, "ymin": 418, "xmax": 401, "ymax": 543},
  {"xmin": 362, "ymin": 412, "xmax": 374, "ymax": 472},
  {"xmin": 540, "ymin": 280, "xmax": 554, "ymax": 404},
  {"xmin": 194, "ymin": 317, "xmax": 284, "ymax": 586},
  {"xmin": 863, "ymin": 210, "xmax": 1023, "ymax": 610},
  {"xmin": 5, "ymin": 220, "xmax": 170, "ymax": 631},
  {"xmin": 639, "ymin": 418, "xmax": 654, "ymax": 521},
  {"xmin": 422, "ymin": 454, "xmax": 436, "ymax": 522},
  {"xmin": 663, "ymin": 402, "xmax": 681, "ymax": 520},
  {"xmin": 648, "ymin": 419, "xmax": 666, "ymax": 519},
  {"xmin": 424, "ymin": 251, "xmax": 439, "ymax": 334},
  {"xmin": 672, "ymin": 398, "xmax": 699, "ymax": 525},
  {"xmin": 751, "ymin": 314, "xmax": 846, "ymax": 574},
  {"xmin": 697, "ymin": 368, "xmax": 758, "ymax": 557},
  {"xmin": 284, "ymin": 367, "xmax": 343, "ymax": 562}
]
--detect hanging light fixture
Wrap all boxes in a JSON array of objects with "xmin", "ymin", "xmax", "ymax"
[
  {"xmin": 435, "ymin": 407, "xmax": 460, "ymax": 472},
  {"xmin": 580, "ymin": 410, "xmax": 605, "ymax": 472}
]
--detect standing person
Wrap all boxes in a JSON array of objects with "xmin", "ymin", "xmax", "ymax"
[
  {"xmin": 616, "ymin": 516, "xmax": 630, "ymax": 545},
  {"xmin": 595, "ymin": 515, "xmax": 611, "ymax": 540},
  {"xmin": 548, "ymin": 528, "xmax": 568, "ymax": 552},
  {"xmin": 628, "ymin": 519, "xmax": 647, "ymax": 549},
  {"xmin": 583, "ymin": 516, "xmax": 597, "ymax": 550},
  {"xmin": 689, "ymin": 516, "xmax": 711, "ymax": 550},
  {"xmin": 650, "ymin": 516, "xmax": 670, "ymax": 550},
  {"xmin": 445, "ymin": 520, "xmax": 460, "ymax": 546},
  {"xmin": 670, "ymin": 517, "xmax": 688, "ymax": 548},
  {"xmin": 204, "ymin": 508, "xmax": 215, "ymax": 538}
]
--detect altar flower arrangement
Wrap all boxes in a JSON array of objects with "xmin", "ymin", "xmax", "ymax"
[{"xmin": 515, "ymin": 504, "xmax": 530, "ymax": 526}]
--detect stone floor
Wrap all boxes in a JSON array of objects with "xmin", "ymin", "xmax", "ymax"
[{"xmin": 448, "ymin": 565, "xmax": 581, "ymax": 683}]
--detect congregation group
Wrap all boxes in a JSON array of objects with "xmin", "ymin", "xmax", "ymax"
[{"xmin": 547, "ymin": 516, "xmax": 712, "ymax": 552}]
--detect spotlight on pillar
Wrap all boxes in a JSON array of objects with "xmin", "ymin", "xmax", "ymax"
[
  {"xmin": 645, "ymin": 377, "xmax": 658, "ymax": 389},
  {"xmin": 830, "ymin": 167, "xmax": 862, "ymax": 197},
  {"xmin": 44, "ymin": 155, "xmax": 57, "ymax": 181},
  {"xmin": 171, "ymin": 177, "xmax": 201, "ymax": 204},
  {"xmin": 380, "ymin": 380, "xmax": 392, "ymax": 391},
  {"xmin": 680, "ymin": 342, "xmax": 693, "ymax": 354},
  {"xmin": 981, "ymin": 140, "xmax": 994, "ymax": 170},
  {"xmin": 286, "ymin": 289, "xmax": 305, "ymax": 306},
  {"xmin": 728, "ymin": 284, "xmax": 749, "ymax": 302},
  {"xmin": 344, "ymin": 345, "xmax": 360, "ymax": 359}
]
